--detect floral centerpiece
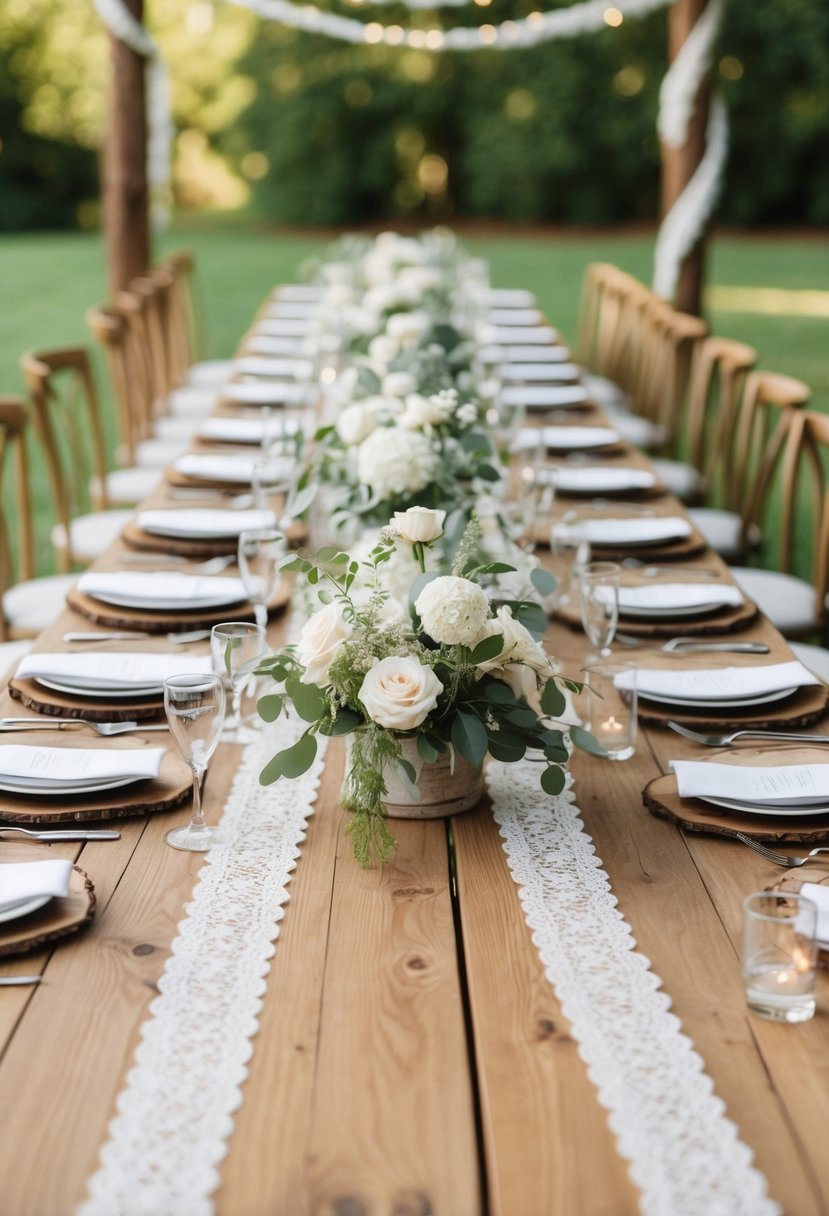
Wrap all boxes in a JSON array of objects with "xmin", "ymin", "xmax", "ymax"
[{"xmin": 257, "ymin": 510, "xmax": 595, "ymax": 866}]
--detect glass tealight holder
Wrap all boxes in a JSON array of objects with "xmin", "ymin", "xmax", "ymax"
[
  {"xmin": 583, "ymin": 660, "xmax": 637, "ymax": 761},
  {"xmin": 741, "ymin": 892, "xmax": 818, "ymax": 1023}
]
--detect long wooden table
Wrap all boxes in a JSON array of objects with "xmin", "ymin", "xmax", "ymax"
[{"xmin": 2, "ymin": 304, "xmax": 829, "ymax": 1216}]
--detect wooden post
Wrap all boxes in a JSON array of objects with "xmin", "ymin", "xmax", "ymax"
[
  {"xmin": 660, "ymin": 0, "xmax": 711, "ymax": 316},
  {"xmin": 103, "ymin": 0, "xmax": 150, "ymax": 297}
]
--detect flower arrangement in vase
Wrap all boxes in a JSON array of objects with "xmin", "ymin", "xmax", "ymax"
[{"xmin": 257, "ymin": 509, "xmax": 597, "ymax": 866}]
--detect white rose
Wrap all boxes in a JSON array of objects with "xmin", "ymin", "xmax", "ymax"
[
  {"xmin": 357, "ymin": 426, "xmax": 438, "ymax": 501},
  {"xmin": 382, "ymin": 371, "xmax": 418, "ymax": 398},
  {"xmin": 400, "ymin": 391, "xmax": 453, "ymax": 431},
  {"xmin": 386, "ymin": 311, "xmax": 429, "ymax": 346},
  {"xmin": 296, "ymin": 602, "xmax": 353, "ymax": 686},
  {"xmin": 474, "ymin": 606, "xmax": 550, "ymax": 678},
  {"xmin": 415, "ymin": 576, "xmax": 491, "ymax": 647},
  {"xmin": 336, "ymin": 402, "xmax": 378, "ymax": 446},
  {"xmin": 358, "ymin": 656, "xmax": 443, "ymax": 731},
  {"xmin": 367, "ymin": 334, "xmax": 400, "ymax": 368},
  {"xmin": 397, "ymin": 265, "xmax": 443, "ymax": 295},
  {"xmin": 392, "ymin": 506, "xmax": 446, "ymax": 544}
]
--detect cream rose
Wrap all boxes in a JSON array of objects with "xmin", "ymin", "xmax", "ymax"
[
  {"xmin": 475, "ymin": 606, "xmax": 550, "ymax": 676},
  {"xmin": 415, "ymin": 576, "xmax": 491, "ymax": 647},
  {"xmin": 296, "ymin": 602, "xmax": 353, "ymax": 686},
  {"xmin": 358, "ymin": 656, "xmax": 443, "ymax": 731},
  {"xmin": 336, "ymin": 402, "xmax": 378, "ymax": 446},
  {"xmin": 392, "ymin": 506, "xmax": 446, "ymax": 545},
  {"xmin": 367, "ymin": 334, "xmax": 400, "ymax": 368},
  {"xmin": 382, "ymin": 371, "xmax": 418, "ymax": 399},
  {"xmin": 400, "ymin": 391, "xmax": 454, "ymax": 430}
]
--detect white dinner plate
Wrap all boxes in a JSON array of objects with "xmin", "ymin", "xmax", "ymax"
[
  {"xmin": 639, "ymin": 685, "xmax": 800, "ymax": 710},
  {"xmin": 0, "ymin": 895, "xmax": 52, "ymax": 924},
  {"xmin": 543, "ymin": 426, "xmax": 620, "ymax": 451},
  {"xmin": 35, "ymin": 676, "xmax": 162, "ymax": 700},
  {"xmin": 619, "ymin": 599, "xmax": 738, "ymax": 620},
  {"xmin": 699, "ymin": 794, "xmax": 829, "ymax": 818},
  {"xmin": 517, "ymin": 386, "xmax": 590, "ymax": 410},
  {"xmin": 87, "ymin": 589, "xmax": 246, "ymax": 611},
  {"xmin": 0, "ymin": 773, "xmax": 145, "ymax": 797}
]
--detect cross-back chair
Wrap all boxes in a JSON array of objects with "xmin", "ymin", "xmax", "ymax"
[
  {"xmin": 160, "ymin": 250, "xmax": 233, "ymax": 391},
  {"xmin": 20, "ymin": 348, "xmax": 133, "ymax": 572},
  {"xmin": 0, "ymin": 396, "xmax": 76, "ymax": 645}
]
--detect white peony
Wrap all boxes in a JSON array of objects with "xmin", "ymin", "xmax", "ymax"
[
  {"xmin": 400, "ymin": 391, "xmax": 454, "ymax": 431},
  {"xmin": 415, "ymin": 576, "xmax": 491, "ymax": 647},
  {"xmin": 336, "ymin": 402, "xmax": 379, "ymax": 446},
  {"xmin": 386, "ymin": 311, "xmax": 430, "ymax": 346},
  {"xmin": 296, "ymin": 602, "xmax": 353, "ymax": 686},
  {"xmin": 356, "ymin": 426, "xmax": 438, "ymax": 501},
  {"xmin": 358, "ymin": 656, "xmax": 443, "ymax": 731},
  {"xmin": 382, "ymin": 372, "xmax": 418, "ymax": 398},
  {"xmin": 392, "ymin": 506, "xmax": 446, "ymax": 544}
]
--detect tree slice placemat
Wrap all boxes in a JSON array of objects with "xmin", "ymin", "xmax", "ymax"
[
  {"xmin": 643, "ymin": 745, "xmax": 829, "ymax": 842},
  {"xmin": 555, "ymin": 595, "xmax": 758, "ymax": 637},
  {"xmin": 65, "ymin": 586, "xmax": 256, "ymax": 634},
  {"xmin": 637, "ymin": 681, "xmax": 829, "ymax": 730},
  {"xmin": 7, "ymin": 678, "xmax": 163, "ymax": 723},
  {"xmin": 0, "ymin": 741, "xmax": 192, "ymax": 825},
  {"xmin": 0, "ymin": 846, "xmax": 95, "ymax": 957},
  {"xmin": 120, "ymin": 520, "xmax": 239, "ymax": 559},
  {"xmin": 165, "ymin": 469, "xmax": 251, "ymax": 493}
]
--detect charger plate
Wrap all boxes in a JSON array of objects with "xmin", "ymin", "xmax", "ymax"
[
  {"xmin": 8, "ymin": 677, "xmax": 163, "ymax": 722},
  {"xmin": 0, "ymin": 738, "xmax": 191, "ymax": 824},
  {"xmin": 644, "ymin": 745, "xmax": 829, "ymax": 841},
  {"xmin": 555, "ymin": 596, "xmax": 757, "ymax": 637},
  {"xmin": 637, "ymin": 679, "xmax": 829, "ymax": 729},
  {"xmin": 122, "ymin": 518, "xmax": 305, "ymax": 557},
  {"xmin": 0, "ymin": 846, "xmax": 95, "ymax": 957},
  {"xmin": 65, "ymin": 586, "xmax": 256, "ymax": 634}
]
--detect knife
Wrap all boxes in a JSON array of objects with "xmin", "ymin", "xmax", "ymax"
[
  {"xmin": 0, "ymin": 827, "xmax": 122, "ymax": 841},
  {"xmin": 0, "ymin": 976, "xmax": 42, "ymax": 987}
]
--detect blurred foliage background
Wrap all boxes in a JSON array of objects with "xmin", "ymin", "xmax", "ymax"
[{"xmin": 1, "ymin": 0, "xmax": 828, "ymax": 231}]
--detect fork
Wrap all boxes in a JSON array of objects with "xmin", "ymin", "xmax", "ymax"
[
  {"xmin": 0, "ymin": 825, "xmax": 121, "ymax": 841},
  {"xmin": 63, "ymin": 630, "xmax": 212, "ymax": 645},
  {"xmin": 621, "ymin": 558, "xmax": 722, "ymax": 579},
  {"xmin": 615, "ymin": 634, "xmax": 769, "ymax": 654},
  {"xmin": 0, "ymin": 718, "xmax": 168, "ymax": 736},
  {"xmin": 734, "ymin": 833, "xmax": 829, "ymax": 868},
  {"xmin": 667, "ymin": 720, "xmax": 829, "ymax": 747},
  {"xmin": 117, "ymin": 553, "xmax": 237, "ymax": 575}
]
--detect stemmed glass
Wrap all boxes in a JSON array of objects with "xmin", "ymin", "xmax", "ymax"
[
  {"xmin": 549, "ymin": 512, "xmax": 591, "ymax": 609},
  {"xmin": 163, "ymin": 673, "xmax": 226, "ymax": 852},
  {"xmin": 238, "ymin": 528, "xmax": 286, "ymax": 629},
  {"xmin": 210, "ymin": 621, "xmax": 267, "ymax": 745},
  {"xmin": 580, "ymin": 560, "xmax": 621, "ymax": 658}
]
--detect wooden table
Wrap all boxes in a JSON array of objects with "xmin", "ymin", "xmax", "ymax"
[{"xmin": 2, "ymin": 332, "xmax": 829, "ymax": 1216}]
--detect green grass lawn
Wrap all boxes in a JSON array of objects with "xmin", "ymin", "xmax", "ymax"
[{"xmin": 1, "ymin": 221, "xmax": 827, "ymax": 575}]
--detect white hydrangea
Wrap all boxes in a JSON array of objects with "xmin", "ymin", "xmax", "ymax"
[
  {"xmin": 356, "ymin": 426, "xmax": 438, "ymax": 501},
  {"xmin": 415, "ymin": 575, "xmax": 491, "ymax": 647},
  {"xmin": 400, "ymin": 391, "xmax": 454, "ymax": 431}
]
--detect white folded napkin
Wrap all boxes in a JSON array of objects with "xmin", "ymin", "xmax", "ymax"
[
  {"xmin": 486, "ymin": 326, "xmax": 559, "ymax": 345},
  {"xmin": 255, "ymin": 318, "xmax": 314, "ymax": 337},
  {"xmin": 503, "ymin": 385, "xmax": 589, "ymax": 409},
  {"xmin": 542, "ymin": 425, "xmax": 620, "ymax": 450},
  {"xmin": 798, "ymin": 883, "xmax": 829, "ymax": 946},
  {"xmin": 221, "ymin": 381, "xmax": 306, "ymax": 406},
  {"xmin": 174, "ymin": 454, "xmax": 258, "ymax": 483},
  {"xmin": 488, "ymin": 289, "xmax": 537, "ymax": 308},
  {"xmin": 618, "ymin": 660, "xmax": 819, "ymax": 701},
  {"xmin": 78, "ymin": 571, "xmax": 247, "ymax": 607},
  {"xmin": 17, "ymin": 652, "xmax": 213, "ymax": 691},
  {"xmin": 263, "ymin": 302, "xmax": 316, "ymax": 320},
  {"xmin": 488, "ymin": 308, "xmax": 543, "ymax": 326},
  {"xmin": 0, "ymin": 859, "xmax": 73, "ymax": 915},
  {"xmin": 501, "ymin": 363, "xmax": 579, "ymax": 383},
  {"xmin": 198, "ymin": 417, "xmax": 296, "ymax": 445},
  {"xmin": 548, "ymin": 465, "xmax": 656, "ymax": 493},
  {"xmin": 672, "ymin": 760, "xmax": 829, "ymax": 806},
  {"xmin": 0, "ymin": 744, "xmax": 164, "ymax": 786},
  {"xmin": 246, "ymin": 335, "xmax": 311, "ymax": 356},
  {"xmin": 272, "ymin": 284, "xmax": 323, "ymax": 301},
  {"xmin": 232, "ymin": 356, "xmax": 312, "ymax": 379},
  {"xmin": 481, "ymin": 344, "xmax": 571, "ymax": 363},
  {"xmin": 137, "ymin": 507, "xmax": 276, "ymax": 539},
  {"xmin": 553, "ymin": 516, "xmax": 692, "ymax": 545},
  {"xmin": 616, "ymin": 584, "xmax": 744, "ymax": 611}
]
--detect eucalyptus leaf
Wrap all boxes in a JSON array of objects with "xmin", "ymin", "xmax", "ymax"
[
  {"xmin": 288, "ymin": 482, "xmax": 317, "ymax": 518},
  {"xmin": 530, "ymin": 567, "xmax": 558, "ymax": 596},
  {"xmin": 451, "ymin": 709, "xmax": 488, "ymax": 766},
  {"xmin": 393, "ymin": 758, "xmax": 421, "ymax": 802},
  {"xmin": 417, "ymin": 734, "xmax": 440, "ymax": 764},
  {"xmin": 570, "ymin": 725, "xmax": 610, "ymax": 758},
  {"xmin": 541, "ymin": 678, "xmax": 566, "ymax": 718},
  {"xmin": 285, "ymin": 676, "xmax": 326, "ymax": 723},
  {"xmin": 541, "ymin": 765, "xmax": 567, "ymax": 796},
  {"xmin": 485, "ymin": 680, "xmax": 520, "ymax": 706},
  {"xmin": 324, "ymin": 709, "xmax": 362, "ymax": 737},
  {"xmin": 469, "ymin": 634, "xmax": 505, "ymax": 665},
  {"xmin": 486, "ymin": 731, "xmax": 526, "ymax": 763},
  {"xmin": 259, "ymin": 733, "xmax": 317, "ymax": 784},
  {"xmin": 257, "ymin": 694, "xmax": 284, "ymax": 723}
]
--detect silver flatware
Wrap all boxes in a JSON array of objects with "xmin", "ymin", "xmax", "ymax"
[
  {"xmin": 621, "ymin": 558, "xmax": 722, "ymax": 579},
  {"xmin": 0, "ymin": 826, "xmax": 121, "ymax": 841},
  {"xmin": 0, "ymin": 717, "xmax": 168, "ymax": 736},
  {"xmin": 590, "ymin": 499, "xmax": 655, "ymax": 516},
  {"xmin": 0, "ymin": 976, "xmax": 43, "ymax": 987},
  {"xmin": 615, "ymin": 634, "xmax": 770, "ymax": 654},
  {"xmin": 117, "ymin": 553, "xmax": 237, "ymax": 575},
  {"xmin": 63, "ymin": 630, "xmax": 212, "ymax": 645},
  {"xmin": 734, "ymin": 833, "xmax": 829, "ymax": 868},
  {"xmin": 667, "ymin": 721, "xmax": 829, "ymax": 747}
]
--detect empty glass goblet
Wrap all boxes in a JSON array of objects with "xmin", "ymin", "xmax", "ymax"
[
  {"xmin": 210, "ymin": 621, "xmax": 267, "ymax": 745},
  {"xmin": 163, "ymin": 673, "xmax": 226, "ymax": 852},
  {"xmin": 252, "ymin": 454, "xmax": 295, "ymax": 514},
  {"xmin": 238, "ymin": 528, "xmax": 286, "ymax": 629},
  {"xmin": 580, "ymin": 560, "xmax": 621, "ymax": 658},
  {"xmin": 549, "ymin": 513, "xmax": 591, "ymax": 609}
]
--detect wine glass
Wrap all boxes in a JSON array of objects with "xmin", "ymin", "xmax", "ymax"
[
  {"xmin": 252, "ymin": 454, "xmax": 295, "ymax": 513},
  {"xmin": 549, "ymin": 513, "xmax": 591, "ymax": 609},
  {"xmin": 238, "ymin": 527, "xmax": 286, "ymax": 629},
  {"xmin": 163, "ymin": 673, "xmax": 226, "ymax": 852},
  {"xmin": 580, "ymin": 560, "xmax": 620, "ymax": 658},
  {"xmin": 210, "ymin": 621, "xmax": 267, "ymax": 745}
]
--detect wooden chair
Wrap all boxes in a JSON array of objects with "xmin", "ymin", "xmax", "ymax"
[
  {"xmin": 20, "ymin": 348, "xmax": 134, "ymax": 572},
  {"xmin": 160, "ymin": 250, "xmax": 234, "ymax": 390},
  {"xmin": 0, "ymin": 396, "xmax": 76, "ymax": 643},
  {"xmin": 723, "ymin": 375, "xmax": 815, "ymax": 636}
]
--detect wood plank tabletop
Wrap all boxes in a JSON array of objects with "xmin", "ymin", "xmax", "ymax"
[{"xmin": 1, "ymin": 297, "xmax": 829, "ymax": 1216}]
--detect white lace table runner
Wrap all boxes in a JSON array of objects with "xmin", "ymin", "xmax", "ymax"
[
  {"xmin": 489, "ymin": 761, "xmax": 782, "ymax": 1216},
  {"xmin": 77, "ymin": 712, "xmax": 327, "ymax": 1216}
]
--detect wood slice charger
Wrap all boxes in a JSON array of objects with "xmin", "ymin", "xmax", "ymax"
[
  {"xmin": 0, "ymin": 844, "xmax": 95, "ymax": 957},
  {"xmin": 555, "ymin": 595, "xmax": 758, "ymax": 638},
  {"xmin": 0, "ymin": 735, "xmax": 193, "ymax": 825},
  {"xmin": 636, "ymin": 680, "xmax": 829, "ymax": 730},
  {"xmin": 644, "ymin": 745, "xmax": 829, "ymax": 842},
  {"xmin": 65, "ymin": 585, "xmax": 260, "ymax": 634},
  {"xmin": 8, "ymin": 677, "xmax": 163, "ymax": 723},
  {"xmin": 121, "ymin": 519, "xmax": 241, "ymax": 559}
]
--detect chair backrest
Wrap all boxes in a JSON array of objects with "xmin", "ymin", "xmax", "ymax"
[
  {"xmin": 0, "ymin": 397, "xmax": 35, "ymax": 637},
  {"xmin": 87, "ymin": 305, "xmax": 144, "ymax": 464},
  {"xmin": 631, "ymin": 300, "xmax": 708, "ymax": 437},
  {"xmin": 684, "ymin": 336, "xmax": 757, "ymax": 490},
  {"xmin": 777, "ymin": 408, "xmax": 829, "ymax": 630},
  {"xmin": 20, "ymin": 347, "xmax": 109, "ymax": 572},
  {"xmin": 160, "ymin": 249, "xmax": 203, "ymax": 387},
  {"xmin": 732, "ymin": 370, "xmax": 810, "ymax": 564}
]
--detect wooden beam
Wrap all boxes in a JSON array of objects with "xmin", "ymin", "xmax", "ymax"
[
  {"xmin": 103, "ymin": 0, "xmax": 150, "ymax": 297},
  {"xmin": 659, "ymin": 0, "xmax": 712, "ymax": 316}
]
